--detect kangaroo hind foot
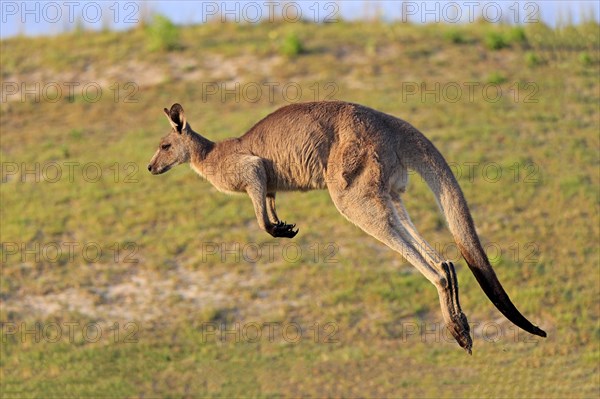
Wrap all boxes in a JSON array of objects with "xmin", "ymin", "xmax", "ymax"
[{"xmin": 439, "ymin": 261, "xmax": 472, "ymax": 354}]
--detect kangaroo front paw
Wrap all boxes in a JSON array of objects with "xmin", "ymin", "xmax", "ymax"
[
  {"xmin": 269, "ymin": 221, "xmax": 299, "ymax": 238},
  {"xmin": 447, "ymin": 312, "xmax": 472, "ymax": 354}
]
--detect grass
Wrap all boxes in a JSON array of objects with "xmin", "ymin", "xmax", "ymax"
[{"xmin": 1, "ymin": 19, "xmax": 599, "ymax": 397}]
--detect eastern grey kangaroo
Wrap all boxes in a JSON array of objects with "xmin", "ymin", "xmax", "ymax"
[{"xmin": 148, "ymin": 101, "xmax": 546, "ymax": 352}]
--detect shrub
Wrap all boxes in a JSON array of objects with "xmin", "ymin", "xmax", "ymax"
[
  {"xmin": 485, "ymin": 31, "xmax": 508, "ymax": 50},
  {"xmin": 280, "ymin": 32, "xmax": 304, "ymax": 57},
  {"xmin": 487, "ymin": 71, "xmax": 507, "ymax": 85},
  {"xmin": 579, "ymin": 52, "xmax": 592, "ymax": 66},
  {"xmin": 525, "ymin": 52, "xmax": 542, "ymax": 67},
  {"xmin": 507, "ymin": 26, "xmax": 527, "ymax": 45},
  {"xmin": 444, "ymin": 29, "xmax": 467, "ymax": 44},
  {"xmin": 147, "ymin": 14, "xmax": 180, "ymax": 52}
]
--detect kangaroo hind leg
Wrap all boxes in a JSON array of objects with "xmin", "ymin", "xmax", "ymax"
[
  {"xmin": 391, "ymin": 191, "xmax": 469, "ymax": 350},
  {"xmin": 328, "ymin": 186, "xmax": 472, "ymax": 352},
  {"xmin": 391, "ymin": 191, "xmax": 443, "ymax": 264}
]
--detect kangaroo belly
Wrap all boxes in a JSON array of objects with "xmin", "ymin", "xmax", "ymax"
[
  {"xmin": 251, "ymin": 128, "xmax": 332, "ymax": 192},
  {"xmin": 265, "ymin": 155, "xmax": 328, "ymax": 192}
]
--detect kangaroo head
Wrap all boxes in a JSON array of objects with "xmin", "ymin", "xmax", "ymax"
[{"xmin": 148, "ymin": 103, "xmax": 192, "ymax": 175}]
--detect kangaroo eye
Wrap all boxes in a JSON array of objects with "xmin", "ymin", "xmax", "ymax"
[{"xmin": 161, "ymin": 143, "xmax": 171, "ymax": 150}]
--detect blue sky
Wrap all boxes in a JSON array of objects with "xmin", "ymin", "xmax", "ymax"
[{"xmin": 1, "ymin": 1, "xmax": 599, "ymax": 39}]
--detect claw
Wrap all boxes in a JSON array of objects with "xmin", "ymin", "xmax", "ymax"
[{"xmin": 269, "ymin": 221, "xmax": 299, "ymax": 238}]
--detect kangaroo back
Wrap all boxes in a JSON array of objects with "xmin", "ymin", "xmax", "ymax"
[{"xmin": 404, "ymin": 128, "xmax": 547, "ymax": 338}]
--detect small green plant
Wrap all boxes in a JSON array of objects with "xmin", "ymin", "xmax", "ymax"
[
  {"xmin": 487, "ymin": 71, "xmax": 507, "ymax": 84},
  {"xmin": 146, "ymin": 14, "xmax": 180, "ymax": 52},
  {"xmin": 507, "ymin": 26, "xmax": 527, "ymax": 45},
  {"xmin": 280, "ymin": 32, "xmax": 304, "ymax": 57},
  {"xmin": 444, "ymin": 29, "xmax": 467, "ymax": 44},
  {"xmin": 525, "ymin": 51, "xmax": 542, "ymax": 67},
  {"xmin": 365, "ymin": 38, "xmax": 377, "ymax": 56},
  {"xmin": 485, "ymin": 31, "xmax": 508, "ymax": 50},
  {"xmin": 69, "ymin": 129, "xmax": 83, "ymax": 139},
  {"xmin": 579, "ymin": 52, "xmax": 592, "ymax": 66},
  {"xmin": 61, "ymin": 144, "xmax": 70, "ymax": 158}
]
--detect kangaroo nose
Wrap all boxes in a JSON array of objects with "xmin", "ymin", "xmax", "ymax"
[{"xmin": 147, "ymin": 164, "xmax": 152, "ymax": 172}]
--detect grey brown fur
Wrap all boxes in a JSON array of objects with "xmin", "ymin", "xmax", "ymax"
[{"xmin": 148, "ymin": 101, "xmax": 547, "ymax": 352}]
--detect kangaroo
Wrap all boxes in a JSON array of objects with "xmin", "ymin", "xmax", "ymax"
[{"xmin": 148, "ymin": 101, "xmax": 547, "ymax": 353}]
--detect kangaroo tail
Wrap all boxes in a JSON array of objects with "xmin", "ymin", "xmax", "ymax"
[{"xmin": 406, "ymin": 130, "xmax": 546, "ymax": 338}]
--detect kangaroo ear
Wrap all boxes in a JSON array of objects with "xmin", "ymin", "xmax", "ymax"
[
  {"xmin": 163, "ymin": 103, "xmax": 187, "ymax": 133},
  {"xmin": 163, "ymin": 108, "xmax": 178, "ymax": 131}
]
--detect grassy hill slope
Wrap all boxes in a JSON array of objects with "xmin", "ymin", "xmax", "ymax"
[{"xmin": 1, "ymin": 20, "xmax": 599, "ymax": 397}]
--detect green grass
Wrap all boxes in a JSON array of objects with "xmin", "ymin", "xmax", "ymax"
[{"xmin": 1, "ymin": 19, "xmax": 599, "ymax": 397}]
